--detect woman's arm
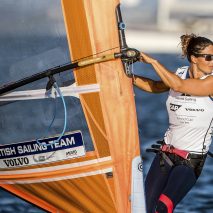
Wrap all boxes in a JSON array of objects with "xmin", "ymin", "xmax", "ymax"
[
  {"xmin": 140, "ymin": 52, "xmax": 213, "ymax": 96},
  {"xmin": 133, "ymin": 75, "xmax": 169, "ymax": 93}
]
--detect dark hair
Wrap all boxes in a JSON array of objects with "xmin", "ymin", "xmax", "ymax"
[{"xmin": 180, "ymin": 34, "xmax": 213, "ymax": 62}]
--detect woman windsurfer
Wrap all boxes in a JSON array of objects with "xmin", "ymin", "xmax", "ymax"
[{"xmin": 134, "ymin": 34, "xmax": 213, "ymax": 212}]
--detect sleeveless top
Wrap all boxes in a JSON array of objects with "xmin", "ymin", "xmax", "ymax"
[{"xmin": 164, "ymin": 66, "xmax": 213, "ymax": 154}]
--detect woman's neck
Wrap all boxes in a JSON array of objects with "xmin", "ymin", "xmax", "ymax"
[{"xmin": 189, "ymin": 65, "xmax": 205, "ymax": 79}]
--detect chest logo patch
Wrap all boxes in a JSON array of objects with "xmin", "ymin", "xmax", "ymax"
[{"xmin": 170, "ymin": 103, "xmax": 182, "ymax": 111}]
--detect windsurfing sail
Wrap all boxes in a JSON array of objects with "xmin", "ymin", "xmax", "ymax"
[{"xmin": 0, "ymin": 0, "xmax": 145, "ymax": 212}]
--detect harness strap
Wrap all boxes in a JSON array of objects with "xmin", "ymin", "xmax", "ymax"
[
  {"xmin": 161, "ymin": 145, "xmax": 189, "ymax": 160},
  {"xmin": 159, "ymin": 194, "xmax": 174, "ymax": 213},
  {"xmin": 161, "ymin": 152, "xmax": 174, "ymax": 167}
]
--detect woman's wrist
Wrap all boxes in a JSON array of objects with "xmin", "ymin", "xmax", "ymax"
[{"xmin": 151, "ymin": 59, "xmax": 158, "ymax": 65}]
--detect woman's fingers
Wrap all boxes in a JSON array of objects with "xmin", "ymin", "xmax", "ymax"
[
  {"xmin": 140, "ymin": 55, "xmax": 145, "ymax": 62},
  {"xmin": 140, "ymin": 52, "xmax": 149, "ymax": 63},
  {"xmin": 140, "ymin": 52, "xmax": 155, "ymax": 64}
]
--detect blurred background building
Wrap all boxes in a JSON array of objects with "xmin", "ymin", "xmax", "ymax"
[{"xmin": 121, "ymin": 0, "xmax": 213, "ymax": 53}]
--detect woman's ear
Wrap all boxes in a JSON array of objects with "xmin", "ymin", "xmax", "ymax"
[{"xmin": 190, "ymin": 55, "xmax": 197, "ymax": 64}]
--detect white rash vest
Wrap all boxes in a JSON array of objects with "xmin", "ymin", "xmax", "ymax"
[{"xmin": 164, "ymin": 66, "xmax": 213, "ymax": 154}]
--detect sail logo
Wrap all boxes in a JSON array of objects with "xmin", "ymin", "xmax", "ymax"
[
  {"xmin": 3, "ymin": 157, "xmax": 29, "ymax": 167},
  {"xmin": 170, "ymin": 103, "xmax": 182, "ymax": 111},
  {"xmin": 138, "ymin": 162, "xmax": 143, "ymax": 172},
  {"xmin": 66, "ymin": 150, "xmax": 78, "ymax": 157},
  {"xmin": 0, "ymin": 131, "xmax": 86, "ymax": 169}
]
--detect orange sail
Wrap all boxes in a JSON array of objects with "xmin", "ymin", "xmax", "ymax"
[{"xmin": 0, "ymin": 0, "xmax": 144, "ymax": 212}]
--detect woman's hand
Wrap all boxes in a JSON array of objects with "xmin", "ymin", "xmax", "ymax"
[{"xmin": 140, "ymin": 52, "xmax": 157, "ymax": 64}]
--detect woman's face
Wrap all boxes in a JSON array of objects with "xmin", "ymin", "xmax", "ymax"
[{"xmin": 192, "ymin": 44, "xmax": 213, "ymax": 74}]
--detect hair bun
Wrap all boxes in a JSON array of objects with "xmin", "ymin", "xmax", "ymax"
[{"xmin": 180, "ymin": 33, "xmax": 197, "ymax": 58}]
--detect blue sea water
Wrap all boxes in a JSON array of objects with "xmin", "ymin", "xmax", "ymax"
[{"xmin": 0, "ymin": 54, "xmax": 212, "ymax": 213}]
